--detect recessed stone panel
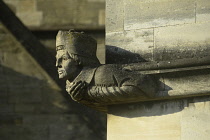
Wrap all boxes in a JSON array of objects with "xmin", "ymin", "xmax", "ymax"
[
  {"xmin": 106, "ymin": 29, "xmax": 154, "ymax": 63},
  {"xmin": 3, "ymin": 0, "xmax": 105, "ymax": 30},
  {"xmin": 154, "ymin": 22, "xmax": 210, "ymax": 61},
  {"xmin": 181, "ymin": 98, "xmax": 210, "ymax": 140},
  {"xmin": 108, "ymin": 96, "xmax": 210, "ymax": 140},
  {"xmin": 196, "ymin": 0, "xmax": 210, "ymax": 23},
  {"xmin": 106, "ymin": 0, "xmax": 124, "ymax": 32},
  {"xmin": 124, "ymin": 0, "xmax": 195, "ymax": 30},
  {"xmin": 108, "ymin": 100, "xmax": 182, "ymax": 140}
]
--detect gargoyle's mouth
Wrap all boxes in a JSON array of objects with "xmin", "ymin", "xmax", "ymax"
[{"xmin": 58, "ymin": 70, "xmax": 64, "ymax": 74}]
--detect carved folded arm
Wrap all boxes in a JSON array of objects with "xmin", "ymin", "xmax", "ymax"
[
  {"xmin": 86, "ymin": 84, "xmax": 149, "ymax": 103},
  {"xmin": 66, "ymin": 76, "xmax": 157, "ymax": 104}
]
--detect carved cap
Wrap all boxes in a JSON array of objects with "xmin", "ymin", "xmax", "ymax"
[{"xmin": 56, "ymin": 30, "xmax": 97, "ymax": 59}]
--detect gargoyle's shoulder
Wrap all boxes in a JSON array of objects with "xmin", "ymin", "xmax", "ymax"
[
  {"xmin": 94, "ymin": 64, "xmax": 122, "ymax": 86},
  {"xmin": 96, "ymin": 64, "xmax": 121, "ymax": 73}
]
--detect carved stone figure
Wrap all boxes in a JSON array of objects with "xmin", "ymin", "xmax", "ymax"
[{"xmin": 56, "ymin": 30, "xmax": 157, "ymax": 105}]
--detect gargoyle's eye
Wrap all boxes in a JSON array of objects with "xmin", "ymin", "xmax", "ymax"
[
  {"xmin": 62, "ymin": 55, "xmax": 69, "ymax": 60},
  {"xmin": 56, "ymin": 45, "xmax": 64, "ymax": 51}
]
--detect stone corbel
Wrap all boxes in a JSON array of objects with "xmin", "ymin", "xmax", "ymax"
[{"xmin": 56, "ymin": 30, "xmax": 210, "ymax": 112}]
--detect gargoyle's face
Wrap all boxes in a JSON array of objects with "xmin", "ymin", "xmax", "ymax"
[{"xmin": 56, "ymin": 48, "xmax": 80, "ymax": 81}]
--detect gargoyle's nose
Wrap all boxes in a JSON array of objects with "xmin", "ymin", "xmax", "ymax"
[{"xmin": 56, "ymin": 59, "xmax": 62, "ymax": 68}]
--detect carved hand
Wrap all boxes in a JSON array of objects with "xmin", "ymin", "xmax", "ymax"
[{"xmin": 66, "ymin": 81, "xmax": 87, "ymax": 101}]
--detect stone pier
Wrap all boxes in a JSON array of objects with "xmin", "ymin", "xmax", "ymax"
[{"xmin": 106, "ymin": 0, "xmax": 210, "ymax": 140}]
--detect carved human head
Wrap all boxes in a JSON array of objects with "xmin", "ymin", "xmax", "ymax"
[{"xmin": 55, "ymin": 30, "xmax": 100, "ymax": 80}]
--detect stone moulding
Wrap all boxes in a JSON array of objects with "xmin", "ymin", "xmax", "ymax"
[
  {"xmin": 81, "ymin": 59, "xmax": 210, "ymax": 112},
  {"xmin": 97, "ymin": 59, "xmax": 210, "ymax": 112}
]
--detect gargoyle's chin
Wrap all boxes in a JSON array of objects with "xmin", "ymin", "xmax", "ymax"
[{"xmin": 58, "ymin": 73, "xmax": 68, "ymax": 80}]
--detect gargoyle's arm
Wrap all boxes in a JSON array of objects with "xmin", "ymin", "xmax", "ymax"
[
  {"xmin": 66, "ymin": 73, "xmax": 157, "ymax": 104},
  {"xmin": 86, "ymin": 85, "xmax": 149, "ymax": 103}
]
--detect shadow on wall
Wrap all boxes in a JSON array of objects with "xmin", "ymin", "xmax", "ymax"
[
  {"xmin": 108, "ymin": 69, "xmax": 210, "ymax": 118},
  {"xmin": 106, "ymin": 45, "xmax": 148, "ymax": 64},
  {"xmin": 0, "ymin": 64, "xmax": 106, "ymax": 140},
  {"xmin": 108, "ymin": 95, "xmax": 210, "ymax": 119}
]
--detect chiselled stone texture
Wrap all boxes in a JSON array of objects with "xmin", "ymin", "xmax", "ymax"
[
  {"xmin": 108, "ymin": 96, "xmax": 210, "ymax": 140},
  {"xmin": 124, "ymin": 0, "xmax": 195, "ymax": 30},
  {"xmin": 196, "ymin": 0, "xmax": 210, "ymax": 23},
  {"xmin": 106, "ymin": 29, "xmax": 154, "ymax": 63},
  {"xmin": 3, "ymin": 0, "xmax": 105, "ymax": 30},
  {"xmin": 154, "ymin": 22, "xmax": 210, "ymax": 61},
  {"xmin": 106, "ymin": 0, "xmax": 210, "ymax": 63},
  {"xmin": 0, "ymin": 24, "xmax": 105, "ymax": 140},
  {"xmin": 106, "ymin": 0, "xmax": 124, "ymax": 33}
]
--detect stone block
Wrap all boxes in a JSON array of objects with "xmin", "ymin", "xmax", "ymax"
[
  {"xmin": 0, "ymin": 98, "xmax": 8, "ymax": 104},
  {"xmin": 22, "ymin": 114, "xmax": 80, "ymax": 125},
  {"xmin": 49, "ymin": 122, "xmax": 98, "ymax": 140},
  {"xmin": 106, "ymin": 29, "xmax": 154, "ymax": 63},
  {"xmin": 8, "ymin": 89, "xmax": 42, "ymax": 103},
  {"xmin": 154, "ymin": 22, "xmax": 210, "ymax": 61},
  {"xmin": 107, "ymin": 100, "xmax": 182, "ymax": 140},
  {"xmin": 0, "ymin": 125, "xmax": 48, "ymax": 140},
  {"xmin": 49, "ymin": 124, "xmax": 77, "ymax": 140},
  {"xmin": 14, "ymin": 104, "xmax": 37, "ymax": 113},
  {"xmin": 37, "ymin": 0, "xmax": 78, "ymax": 27},
  {"xmin": 196, "ymin": 0, "xmax": 210, "ymax": 23},
  {"xmin": 16, "ymin": 12, "xmax": 43, "ymax": 26},
  {"xmin": 124, "ymin": 0, "xmax": 195, "ymax": 30},
  {"xmin": 0, "ymin": 115, "xmax": 23, "ymax": 125},
  {"xmin": 181, "ymin": 97, "xmax": 210, "ymax": 140},
  {"xmin": 0, "ymin": 84, "xmax": 8, "ymax": 97},
  {"xmin": 108, "ymin": 96, "xmax": 210, "ymax": 140},
  {"xmin": 3, "ymin": 0, "xmax": 105, "ymax": 30},
  {"xmin": 16, "ymin": 0, "xmax": 37, "ymax": 12},
  {"xmin": 106, "ymin": 0, "xmax": 124, "ymax": 32},
  {"xmin": 162, "ymin": 69, "xmax": 210, "ymax": 96},
  {"xmin": 87, "ymin": 0, "xmax": 104, "ymax": 2},
  {"xmin": 0, "ymin": 104, "xmax": 14, "ymax": 113},
  {"xmin": 76, "ymin": 2, "xmax": 104, "ymax": 26},
  {"xmin": 99, "ymin": 9, "xmax": 105, "ymax": 26}
]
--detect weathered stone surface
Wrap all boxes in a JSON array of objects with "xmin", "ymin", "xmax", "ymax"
[
  {"xmin": 181, "ymin": 98, "xmax": 210, "ymax": 140},
  {"xmin": 3, "ymin": 0, "xmax": 105, "ymax": 30},
  {"xmin": 154, "ymin": 22, "xmax": 210, "ymax": 61},
  {"xmin": 16, "ymin": 0, "xmax": 42, "ymax": 26},
  {"xmin": 0, "ymin": 125, "xmax": 49, "ymax": 140},
  {"xmin": 108, "ymin": 96, "xmax": 210, "ymax": 140},
  {"xmin": 99, "ymin": 9, "xmax": 105, "ymax": 26},
  {"xmin": 107, "ymin": 100, "xmax": 182, "ymax": 140},
  {"xmin": 159, "ymin": 68, "xmax": 210, "ymax": 98},
  {"xmin": 106, "ymin": 0, "xmax": 124, "ymax": 32},
  {"xmin": 0, "ymin": 24, "xmax": 106, "ymax": 140},
  {"xmin": 0, "ymin": 104, "xmax": 14, "ymax": 113},
  {"xmin": 106, "ymin": 29, "xmax": 154, "ymax": 63},
  {"xmin": 124, "ymin": 0, "xmax": 195, "ymax": 30},
  {"xmin": 196, "ymin": 0, "xmax": 210, "ymax": 23}
]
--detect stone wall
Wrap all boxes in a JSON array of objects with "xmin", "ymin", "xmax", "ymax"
[
  {"xmin": 108, "ymin": 96, "xmax": 210, "ymax": 140},
  {"xmin": 0, "ymin": 0, "xmax": 106, "ymax": 139},
  {"xmin": 0, "ymin": 23, "xmax": 106, "ymax": 140},
  {"xmin": 106, "ymin": 0, "xmax": 210, "ymax": 140},
  {"xmin": 3, "ymin": 0, "xmax": 105, "ymax": 30},
  {"xmin": 106, "ymin": 0, "xmax": 210, "ymax": 63},
  {"xmin": 3, "ymin": 0, "xmax": 105, "ymax": 64}
]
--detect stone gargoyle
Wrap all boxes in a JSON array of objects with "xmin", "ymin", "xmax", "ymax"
[{"xmin": 55, "ymin": 30, "xmax": 158, "ymax": 107}]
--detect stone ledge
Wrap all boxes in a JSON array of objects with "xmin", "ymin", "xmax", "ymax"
[{"xmin": 85, "ymin": 58, "xmax": 210, "ymax": 112}]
